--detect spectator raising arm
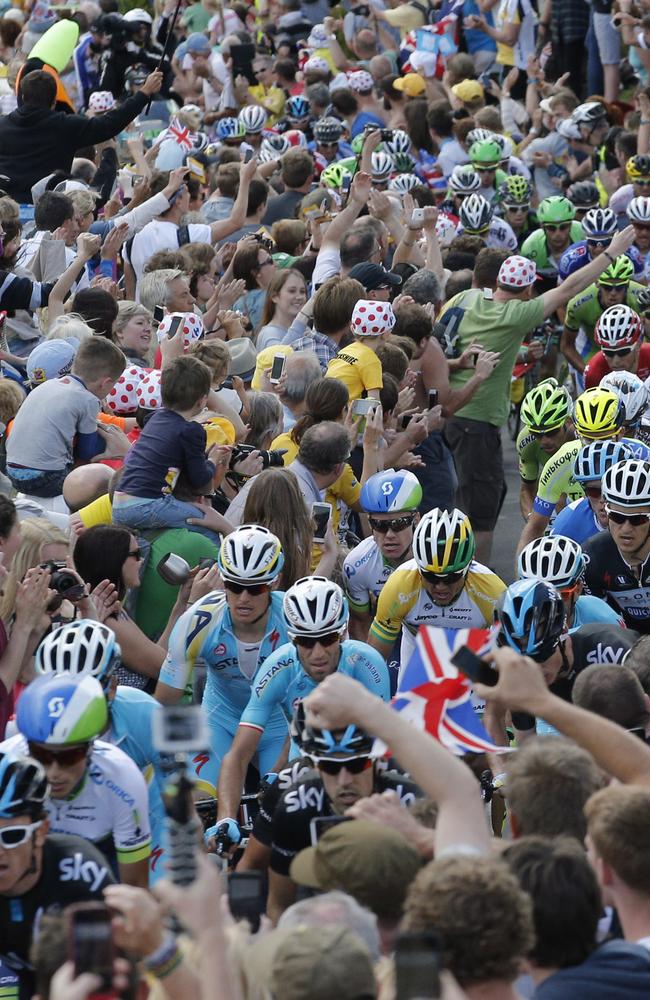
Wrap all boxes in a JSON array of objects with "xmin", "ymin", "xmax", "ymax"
[{"xmin": 209, "ymin": 154, "xmax": 259, "ymax": 244}]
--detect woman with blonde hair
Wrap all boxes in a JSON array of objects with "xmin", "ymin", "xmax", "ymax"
[
  {"xmin": 0, "ymin": 517, "xmax": 69, "ymax": 620},
  {"xmin": 113, "ymin": 301, "xmax": 154, "ymax": 366},
  {"xmin": 46, "ymin": 313, "xmax": 94, "ymax": 343}
]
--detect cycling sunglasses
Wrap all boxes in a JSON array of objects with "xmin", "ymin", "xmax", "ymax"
[
  {"xmin": 602, "ymin": 346, "xmax": 634, "ymax": 358},
  {"xmin": 0, "ymin": 821, "xmax": 43, "ymax": 849},
  {"xmin": 316, "ymin": 756, "xmax": 373, "ymax": 775},
  {"xmin": 586, "ymin": 238, "xmax": 612, "ymax": 248},
  {"xmin": 632, "ymin": 221, "xmax": 650, "ymax": 230},
  {"xmin": 27, "ymin": 742, "xmax": 90, "ymax": 767},
  {"xmin": 421, "ymin": 568, "xmax": 467, "ymax": 585},
  {"xmin": 559, "ymin": 581, "xmax": 581, "ymax": 599},
  {"xmin": 605, "ymin": 506, "xmax": 650, "ymax": 526},
  {"xmin": 369, "ymin": 515, "xmax": 416, "ymax": 533},
  {"xmin": 543, "ymin": 222, "xmax": 571, "ymax": 232},
  {"xmin": 224, "ymin": 580, "xmax": 270, "ymax": 596},
  {"xmin": 292, "ymin": 631, "xmax": 341, "ymax": 649},
  {"xmin": 505, "ymin": 203, "xmax": 530, "ymax": 212},
  {"xmin": 529, "ymin": 425, "xmax": 565, "ymax": 438},
  {"xmin": 584, "ymin": 484, "xmax": 602, "ymax": 499}
]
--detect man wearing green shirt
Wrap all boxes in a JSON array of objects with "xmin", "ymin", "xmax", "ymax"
[{"xmin": 441, "ymin": 228, "xmax": 636, "ymax": 564}]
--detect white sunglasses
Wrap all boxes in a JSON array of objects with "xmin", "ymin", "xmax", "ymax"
[{"xmin": 0, "ymin": 820, "xmax": 43, "ymax": 849}]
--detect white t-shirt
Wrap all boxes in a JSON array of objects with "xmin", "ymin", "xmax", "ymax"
[{"xmin": 129, "ymin": 219, "xmax": 213, "ymax": 290}]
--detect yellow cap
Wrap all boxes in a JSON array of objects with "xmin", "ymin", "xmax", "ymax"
[
  {"xmin": 204, "ymin": 417, "xmax": 236, "ymax": 449},
  {"xmin": 252, "ymin": 345, "xmax": 293, "ymax": 391}
]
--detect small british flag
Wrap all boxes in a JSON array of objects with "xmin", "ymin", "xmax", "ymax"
[{"xmin": 167, "ymin": 117, "xmax": 196, "ymax": 151}]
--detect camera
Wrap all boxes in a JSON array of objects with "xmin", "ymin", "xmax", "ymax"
[
  {"xmin": 40, "ymin": 561, "xmax": 86, "ymax": 603},
  {"xmin": 364, "ymin": 125, "xmax": 394, "ymax": 142},
  {"xmin": 230, "ymin": 443, "xmax": 286, "ymax": 471}
]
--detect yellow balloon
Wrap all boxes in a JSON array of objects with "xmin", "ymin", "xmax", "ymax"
[{"xmin": 30, "ymin": 19, "xmax": 80, "ymax": 72}]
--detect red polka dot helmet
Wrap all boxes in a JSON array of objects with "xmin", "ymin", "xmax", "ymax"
[
  {"xmin": 497, "ymin": 255, "xmax": 537, "ymax": 289},
  {"xmin": 136, "ymin": 369, "xmax": 163, "ymax": 410},
  {"xmin": 350, "ymin": 299, "xmax": 396, "ymax": 337},
  {"xmin": 106, "ymin": 364, "xmax": 148, "ymax": 415},
  {"xmin": 156, "ymin": 311, "xmax": 204, "ymax": 347}
]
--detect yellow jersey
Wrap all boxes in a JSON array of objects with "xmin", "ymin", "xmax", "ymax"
[{"xmin": 326, "ymin": 342, "xmax": 383, "ymax": 401}]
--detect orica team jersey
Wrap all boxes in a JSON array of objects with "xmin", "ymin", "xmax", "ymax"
[
  {"xmin": 370, "ymin": 559, "xmax": 506, "ymax": 652},
  {"xmin": 559, "ymin": 241, "xmax": 644, "ymax": 282},
  {"xmin": 239, "ymin": 639, "xmax": 390, "ymax": 734},
  {"xmin": 160, "ymin": 590, "xmax": 290, "ymax": 729},
  {"xmin": 584, "ymin": 531, "xmax": 650, "ymax": 632},
  {"xmin": 343, "ymin": 537, "xmax": 396, "ymax": 613},
  {"xmin": 0, "ymin": 735, "xmax": 151, "ymax": 869},
  {"xmin": 534, "ymin": 437, "xmax": 650, "ymax": 516},
  {"xmin": 521, "ymin": 223, "xmax": 584, "ymax": 277}
]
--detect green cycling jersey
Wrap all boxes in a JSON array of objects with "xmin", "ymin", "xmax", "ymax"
[
  {"xmin": 516, "ymin": 427, "xmax": 570, "ymax": 483},
  {"xmin": 520, "ymin": 223, "xmax": 584, "ymax": 276}
]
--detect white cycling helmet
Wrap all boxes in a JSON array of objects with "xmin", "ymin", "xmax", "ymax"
[
  {"xmin": 627, "ymin": 196, "xmax": 650, "ymax": 224},
  {"xmin": 602, "ymin": 459, "xmax": 650, "ymax": 507},
  {"xmin": 261, "ymin": 134, "xmax": 291, "ymax": 158},
  {"xmin": 237, "ymin": 105, "xmax": 268, "ymax": 133},
  {"xmin": 35, "ymin": 620, "xmax": 121, "ymax": 683},
  {"xmin": 581, "ymin": 207, "xmax": 617, "ymax": 239},
  {"xmin": 518, "ymin": 536, "xmax": 585, "ymax": 590},
  {"xmin": 459, "ymin": 193, "xmax": 492, "ymax": 233},
  {"xmin": 389, "ymin": 173, "xmax": 419, "ymax": 194},
  {"xmin": 600, "ymin": 371, "xmax": 649, "ymax": 426},
  {"xmin": 594, "ymin": 304, "xmax": 643, "ymax": 350},
  {"xmin": 571, "ymin": 101, "xmax": 607, "ymax": 126},
  {"xmin": 466, "ymin": 127, "xmax": 493, "ymax": 147},
  {"xmin": 371, "ymin": 150, "xmax": 394, "ymax": 180},
  {"xmin": 449, "ymin": 164, "xmax": 481, "ymax": 195},
  {"xmin": 283, "ymin": 576, "xmax": 349, "ymax": 637},
  {"xmin": 124, "ymin": 7, "xmax": 153, "ymax": 23},
  {"xmin": 492, "ymin": 133, "xmax": 514, "ymax": 160},
  {"xmin": 218, "ymin": 525, "xmax": 284, "ymax": 584},
  {"xmin": 384, "ymin": 129, "xmax": 411, "ymax": 155}
]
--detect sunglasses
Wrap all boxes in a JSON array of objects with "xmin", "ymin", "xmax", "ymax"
[
  {"xmin": 292, "ymin": 631, "xmax": 341, "ymax": 649},
  {"xmin": 128, "ymin": 548, "xmax": 143, "ymax": 560},
  {"xmin": 224, "ymin": 580, "xmax": 270, "ymax": 596},
  {"xmin": 587, "ymin": 238, "xmax": 612, "ymax": 247},
  {"xmin": 317, "ymin": 756, "xmax": 373, "ymax": 775},
  {"xmin": 530, "ymin": 425, "xmax": 564, "ymax": 439},
  {"xmin": 633, "ymin": 222, "xmax": 650, "ymax": 231},
  {"xmin": 421, "ymin": 569, "xmax": 467, "ymax": 585},
  {"xmin": 605, "ymin": 506, "xmax": 650, "ymax": 526},
  {"xmin": 635, "ymin": 179, "xmax": 650, "ymax": 186},
  {"xmin": 544, "ymin": 223, "xmax": 571, "ymax": 232},
  {"xmin": 27, "ymin": 742, "xmax": 90, "ymax": 768},
  {"xmin": 369, "ymin": 515, "xmax": 416, "ymax": 533},
  {"xmin": 0, "ymin": 821, "xmax": 43, "ymax": 850},
  {"xmin": 475, "ymin": 165, "xmax": 497, "ymax": 172},
  {"xmin": 602, "ymin": 346, "xmax": 634, "ymax": 358},
  {"xmin": 506, "ymin": 204, "xmax": 530, "ymax": 212},
  {"xmin": 559, "ymin": 582, "xmax": 580, "ymax": 598},
  {"xmin": 319, "ymin": 141, "xmax": 339, "ymax": 148},
  {"xmin": 584, "ymin": 484, "xmax": 602, "ymax": 499}
]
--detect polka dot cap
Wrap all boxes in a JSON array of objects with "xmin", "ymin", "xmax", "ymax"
[
  {"xmin": 136, "ymin": 369, "xmax": 163, "ymax": 410},
  {"xmin": 497, "ymin": 255, "xmax": 537, "ymax": 288},
  {"xmin": 107, "ymin": 364, "xmax": 147, "ymax": 414},
  {"xmin": 347, "ymin": 70, "xmax": 374, "ymax": 92},
  {"xmin": 351, "ymin": 299, "xmax": 396, "ymax": 337},
  {"xmin": 88, "ymin": 91, "xmax": 116, "ymax": 113},
  {"xmin": 156, "ymin": 311, "xmax": 204, "ymax": 348}
]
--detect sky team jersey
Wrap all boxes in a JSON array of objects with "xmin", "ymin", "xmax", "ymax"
[
  {"xmin": 0, "ymin": 736, "xmax": 151, "ymax": 869},
  {"xmin": 534, "ymin": 437, "xmax": 650, "ymax": 516},
  {"xmin": 343, "ymin": 537, "xmax": 395, "ymax": 613},
  {"xmin": 521, "ymin": 223, "xmax": 583, "ymax": 277},
  {"xmin": 370, "ymin": 559, "xmax": 505, "ymax": 665},
  {"xmin": 584, "ymin": 344, "xmax": 650, "ymax": 389},
  {"xmin": 558, "ymin": 241, "xmax": 643, "ymax": 282},
  {"xmin": 239, "ymin": 639, "xmax": 390, "ymax": 733},
  {"xmin": 584, "ymin": 531, "xmax": 650, "ymax": 631},
  {"xmin": 550, "ymin": 496, "xmax": 604, "ymax": 545}
]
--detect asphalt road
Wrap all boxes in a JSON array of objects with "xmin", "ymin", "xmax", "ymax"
[{"xmin": 490, "ymin": 426, "xmax": 521, "ymax": 586}]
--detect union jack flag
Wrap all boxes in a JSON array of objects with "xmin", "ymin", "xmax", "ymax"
[
  {"xmin": 167, "ymin": 117, "xmax": 196, "ymax": 151},
  {"xmin": 390, "ymin": 625, "xmax": 504, "ymax": 755}
]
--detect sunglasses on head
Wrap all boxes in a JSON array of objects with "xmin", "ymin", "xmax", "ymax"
[
  {"xmin": 602, "ymin": 346, "xmax": 634, "ymax": 358},
  {"xmin": 317, "ymin": 756, "xmax": 373, "ymax": 775},
  {"xmin": 292, "ymin": 631, "xmax": 341, "ymax": 649},
  {"xmin": 0, "ymin": 821, "xmax": 43, "ymax": 850},
  {"xmin": 544, "ymin": 222, "xmax": 571, "ymax": 232},
  {"xmin": 369, "ymin": 515, "xmax": 416, "ymax": 533},
  {"xmin": 421, "ymin": 568, "xmax": 467, "ymax": 585},
  {"xmin": 27, "ymin": 742, "xmax": 90, "ymax": 768},
  {"xmin": 224, "ymin": 580, "xmax": 270, "ymax": 596},
  {"xmin": 605, "ymin": 506, "xmax": 650, "ymax": 526}
]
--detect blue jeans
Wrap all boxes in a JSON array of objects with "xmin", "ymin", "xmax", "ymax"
[
  {"xmin": 112, "ymin": 494, "xmax": 221, "ymax": 544},
  {"xmin": 587, "ymin": 14, "xmax": 604, "ymax": 97},
  {"xmin": 6, "ymin": 465, "xmax": 68, "ymax": 498}
]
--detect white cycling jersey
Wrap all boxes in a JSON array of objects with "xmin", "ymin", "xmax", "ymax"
[
  {"xmin": 343, "ymin": 537, "xmax": 395, "ymax": 613},
  {"xmin": 0, "ymin": 735, "xmax": 151, "ymax": 867}
]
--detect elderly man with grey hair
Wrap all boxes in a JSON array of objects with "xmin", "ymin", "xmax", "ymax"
[
  {"xmin": 139, "ymin": 268, "xmax": 196, "ymax": 317},
  {"xmin": 278, "ymin": 891, "xmax": 381, "ymax": 962},
  {"xmin": 280, "ymin": 352, "xmax": 322, "ymax": 429}
]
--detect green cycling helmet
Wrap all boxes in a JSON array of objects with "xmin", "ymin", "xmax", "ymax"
[
  {"xmin": 521, "ymin": 378, "xmax": 572, "ymax": 433},
  {"xmin": 499, "ymin": 175, "xmax": 533, "ymax": 206},
  {"xmin": 351, "ymin": 133, "xmax": 365, "ymax": 155},
  {"xmin": 321, "ymin": 162, "xmax": 352, "ymax": 189},
  {"xmin": 598, "ymin": 254, "xmax": 634, "ymax": 287},
  {"xmin": 469, "ymin": 138, "xmax": 501, "ymax": 168},
  {"xmin": 537, "ymin": 196, "xmax": 576, "ymax": 224}
]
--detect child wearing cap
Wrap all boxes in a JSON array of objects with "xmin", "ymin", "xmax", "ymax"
[{"xmin": 325, "ymin": 299, "xmax": 395, "ymax": 401}]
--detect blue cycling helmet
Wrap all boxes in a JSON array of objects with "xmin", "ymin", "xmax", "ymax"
[
  {"xmin": 287, "ymin": 95, "xmax": 310, "ymax": 120},
  {"xmin": 497, "ymin": 579, "xmax": 565, "ymax": 661},
  {"xmin": 17, "ymin": 674, "xmax": 108, "ymax": 746},
  {"xmin": 573, "ymin": 440, "xmax": 633, "ymax": 483},
  {"xmin": 290, "ymin": 702, "xmax": 373, "ymax": 760},
  {"xmin": 35, "ymin": 620, "xmax": 120, "ymax": 686},
  {"xmin": 360, "ymin": 469, "xmax": 423, "ymax": 514},
  {"xmin": 215, "ymin": 116, "xmax": 245, "ymax": 141},
  {"xmin": 0, "ymin": 751, "xmax": 48, "ymax": 819}
]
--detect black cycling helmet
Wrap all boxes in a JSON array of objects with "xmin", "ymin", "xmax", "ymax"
[
  {"xmin": 496, "ymin": 579, "xmax": 566, "ymax": 662},
  {"xmin": 566, "ymin": 181, "xmax": 600, "ymax": 211},
  {"xmin": 290, "ymin": 702, "xmax": 374, "ymax": 761},
  {"xmin": 0, "ymin": 751, "xmax": 48, "ymax": 820}
]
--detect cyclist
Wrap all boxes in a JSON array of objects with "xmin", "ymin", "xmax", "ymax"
[
  {"xmin": 262, "ymin": 704, "xmax": 420, "ymax": 922},
  {"xmin": 310, "ymin": 117, "xmax": 352, "ymax": 173},
  {"xmin": 0, "ymin": 750, "xmax": 115, "ymax": 999},
  {"xmin": 521, "ymin": 196, "xmax": 583, "ymax": 283},
  {"xmin": 343, "ymin": 469, "xmax": 422, "ymax": 641},
  {"xmin": 214, "ymin": 576, "xmax": 390, "ymax": 850},
  {"xmin": 566, "ymin": 180, "xmax": 601, "ymax": 222},
  {"xmin": 600, "ymin": 372, "xmax": 650, "ymax": 441},
  {"xmin": 558, "ymin": 207, "xmax": 644, "ymax": 282},
  {"xmin": 584, "ymin": 459, "xmax": 650, "ymax": 632},
  {"xmin": 369, "ymin": 507, "xmax": 505, "ymax": 668},
  {"xmin": 516, "ymin": 379, "xmax": 574, "ymax": 519},
  {"xmin": 468, "ymin": 137, "xmax": 507, "ymax": 203},
  {"xmin": 156, "ymin": 524, "xmax": 290, "ymax": 797},
  {"xmin": 627, "ymin": 196, "xmax": 650, "ymax": 282},
  {"xmin": 516, "ymin": 386, "xmax": 650, "ymax": 552},
  {"xmin": 457, "ymin": 193, "xmax": 517, "ymax": 250},
  {"xmin": 440, "ymin": 164, "xmax": 481, "ymax": 219},
  {"xmin": 610, "ymin": 154, "xmax": 650, "ymax": 219},
  {"xmin": 518, "ymin": 535, "xmax": 622, "ymax": 630},
  {"xmin": 584, "ymin": 306, "xmax": 650, "ymax": 388},
  {"xmin": 561, "ymin": 255, "xmax": 646, "ymax": 378},
  {"xmin": 0, "ymin": 674, "xmax": 151, "ymax": 886},
  {"xmin": 550, "ymin": 440, "xmax": 634, "ymax": 544},
  {"xmin": 496, "ymin": 176, "xmax": 536, "ymax": 246},
  {"xmin": 34, "ymin": 619, "xmax": 169, "ymax": 883}
]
